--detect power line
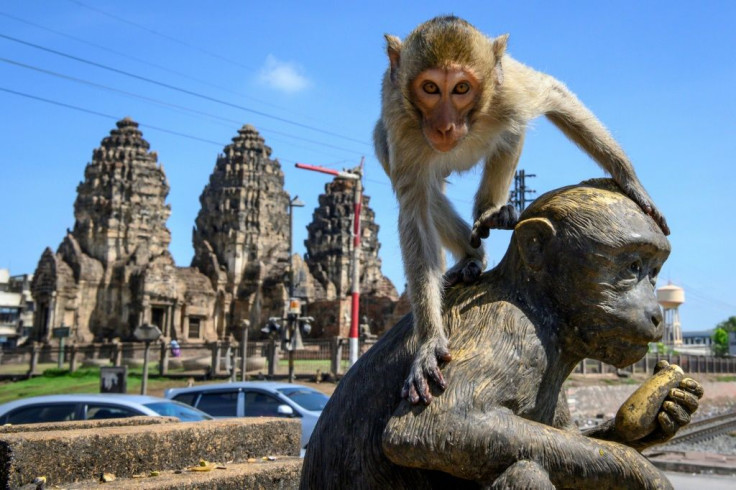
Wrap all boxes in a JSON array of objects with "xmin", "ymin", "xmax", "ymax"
[
  {"xmin": 0, "ymin": 33, "xmax": 371, "ymax": 147},
  {"xmin": 0, "ymin": 10, "xmax": 314, "ymax": 119},
  {"xmin": 0, "ymin": 86, "xmax": 226, "ymax": 148},
  {"xmin": 67, "ymin": 0, "xmax": 255, "ymax": 71},
  {"xmin": 0, "ymin": 56, "xmax": 365, "ymax": 156}
]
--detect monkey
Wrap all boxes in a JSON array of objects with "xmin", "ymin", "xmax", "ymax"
[
  {"xmin": 373, "ymin": 16, "xmax": 670, "ymax": 405},
  {"xmin": 300, "ymin": 180, "xmax": 700, "ymax": 490}
]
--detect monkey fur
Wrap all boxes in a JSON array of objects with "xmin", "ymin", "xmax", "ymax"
[
  {"xmin": 373, "ymin": 16, "xmax": 670, "ymax": 404},
  {"xmin": 300, "ymin": 179, "xmax": 700, "ymax": 490}
]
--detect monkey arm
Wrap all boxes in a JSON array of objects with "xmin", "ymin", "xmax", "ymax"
[
  {"xmin": 469, "ymin": 133, "xmax": 524, "ymax": 248},
  {"xmin": 395, "ymin": 179, "xmax": 453, "ymax": 404},
  {"xmin": 383, "ymin": 407, "xmax": 672, "ymax": 489},
  {"xmin": 530, "ymin": 68, "xmax": 669, "ymax": 235}
]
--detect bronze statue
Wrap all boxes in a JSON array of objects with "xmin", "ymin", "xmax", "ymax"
[{"xmin": 300, "ymin": 179, "xmax": 702, "ymax": 489}]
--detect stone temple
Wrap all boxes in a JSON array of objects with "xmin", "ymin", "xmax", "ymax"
[{"xmin": 31, "ymin": 119, "xmax": 401, "ymax": 343}]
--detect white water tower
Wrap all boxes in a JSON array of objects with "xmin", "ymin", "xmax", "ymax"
[{"xmin": 657, "ymin": 283, "xmax": 684, "ymax": 346}]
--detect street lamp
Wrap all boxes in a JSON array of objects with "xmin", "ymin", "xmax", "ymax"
[
  {"xmin": 289, "ymin": 195, "xmax": 305, "ymax": 297},
  {"xmin": 287, "ymin": 196, "xmax": 305, "ymax": 383},
  {"xmin": 295, "ymin": 159, "xmax": 364, "ymax": 367},
  {"xmin": 133, "ymin": 323, "xmax": 162, "ymax": 395}
]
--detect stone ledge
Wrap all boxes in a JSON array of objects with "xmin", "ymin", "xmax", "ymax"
[
  {"xmin": 0, "ymin": 416, "xmax": 179, "ymax": 434},
  {"xmin": 62, "ymin": 458, "xmax": 302, "ymax": 489},
  {"xmin": 0, "ymin": 418, "xmax": 300, "ymax": 488}
]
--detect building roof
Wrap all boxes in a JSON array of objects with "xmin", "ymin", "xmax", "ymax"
[{"xmin": 0, "ymin": 291, "xmax": 22, "ymax": 308}]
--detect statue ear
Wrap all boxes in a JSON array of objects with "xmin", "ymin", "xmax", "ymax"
[
  {"xmin": 515, "ymin": 217, "xmax": 556, "ymax": 271},
  {"xmin": 385, "ymin": 34, "xmax": 402, "ymax": 85}
]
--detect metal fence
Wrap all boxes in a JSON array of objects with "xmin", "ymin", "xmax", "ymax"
[{"xmin": 1, "ymin": 340, "xmax": 734, "ymax": 380}]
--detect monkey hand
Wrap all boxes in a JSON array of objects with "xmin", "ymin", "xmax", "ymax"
[
  {"xmin": 444, "ymin": 257, "xmax": 485, "ymax": 287},
  {"xmin": 402, "ymin": 338, "xmax": 451, "ymax": 405},
  {"xmin": 470, "ymin": 204, "xmax": 519, "ymax": 248},
  {"xmin": 621, "ymin": 184, "xmax": 671, "ymax": 236},
  {"xmin": 614, "ymin": 361, "xmax": 703, "ymax": 451}
]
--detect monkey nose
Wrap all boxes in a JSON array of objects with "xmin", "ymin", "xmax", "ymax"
[{"xmin": 650, "ymin": 308, "xmax": 662, "ymax": 328}]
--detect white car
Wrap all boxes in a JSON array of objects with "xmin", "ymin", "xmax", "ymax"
[
  {"xmin": 165, "ymin": 381, "xmax": 328, "ymax": 453},
  {"xmin": 0, "ymin": 393, "xmax": 213, "ymax": 425}
]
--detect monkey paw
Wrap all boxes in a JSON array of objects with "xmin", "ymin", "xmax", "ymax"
[
  {"xmin": 402, "ymin": 339, "xmax": 451, "ymax": 405},
  {"xmin": 444, "ymin": 257, "xmax": 485, "ymax": 287},
  {"xmin": 470, "ymin": 204, "xmax": 519, "ymax": 248},
  {"xmin": 617, "ymin": 361, "xmax": 703, "ymax": 450}
]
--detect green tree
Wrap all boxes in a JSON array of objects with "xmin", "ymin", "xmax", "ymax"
[
  {"xmin": 716, "ymin": 316, "xmax": 736, "ymax": 333},
  {"xmin": 712, "ymin": 327, "xmax": 730, "ymax": 357}
]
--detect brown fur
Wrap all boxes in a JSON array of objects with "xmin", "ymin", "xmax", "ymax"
[
  {"xmin": 300, "ymin": 180, "xmax": 695, "ymax": 490},
  {"xmin": 373, "ymin": 16, "xmax": 669, "ymax": 404}
]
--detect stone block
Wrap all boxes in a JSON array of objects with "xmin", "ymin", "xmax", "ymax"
[{"xmin": 0, "ymin": 418, "xmax": 300, "ymax": 488}]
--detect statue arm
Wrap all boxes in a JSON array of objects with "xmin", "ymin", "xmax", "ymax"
[{"xmin": 382, "ymin": 407, "xmax": 671, "ymax": 489}]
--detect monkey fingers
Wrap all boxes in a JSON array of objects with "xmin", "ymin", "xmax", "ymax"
[
  {"xmin": 668, "ymin": 386, "xmax": 700, "ymax": 414},
  {"xmin": 662, "ymin": 400, "xmax": 690, "ymax": 426},
  {"xmin": 657, "ymin": 411, "xmax": 677, "ymax": 436},
  {"xmin": 680, "ymin": 377, "xmax": 704, "ymax": 399},
  {"xmin": 471, "ymin": 205, "xmax": 519, "ymax": 248},
  {"xmin": 444, "ymin": 258, "xmax": 484, "ymax": 287}
]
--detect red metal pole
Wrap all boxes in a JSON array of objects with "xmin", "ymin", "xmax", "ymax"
[{"xmin": 348, "ymin": 158, "xmax": 364, "ymax": 366}]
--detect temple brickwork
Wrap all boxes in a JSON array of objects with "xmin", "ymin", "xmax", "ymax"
[
  {"xmin": 191, "ymin": 125, "xmax": 291, "ymax": 337},
  {"xmin": 30, "ymin": 120, "xmax": 401, "ymax": 345},
  {"xmin": 303, "ymin": 173, "xmax": 399, "ymax": 337},
  {"xmin": 31, "ymin": 118, "xmax": 216, "ymax": 343}
]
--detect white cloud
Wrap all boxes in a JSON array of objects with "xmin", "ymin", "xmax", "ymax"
[{"xmin": 257, "ymin": 55, "xmax": 311, "ymax": 94}]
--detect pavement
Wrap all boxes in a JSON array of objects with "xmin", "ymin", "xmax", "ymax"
[{"xmin": 665, "ymin": 471, "xmax": 736, "ymax": 490}]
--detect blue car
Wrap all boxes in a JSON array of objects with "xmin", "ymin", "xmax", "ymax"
[
  {"xmin": 164, "ymin": 382, "xmax": 328, "ymax": 454},
  {"xmin": 0, "ymin": 393, "xmax": 213, "ymax": 425}
]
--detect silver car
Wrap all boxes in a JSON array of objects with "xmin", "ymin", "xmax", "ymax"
[
  {"xmin": 0, "ymin": 394, "xmax": 213, "ymax": 424},
  {"xmin": 164, "ymin": 382, "xmax": 328, "ymax": 453}
]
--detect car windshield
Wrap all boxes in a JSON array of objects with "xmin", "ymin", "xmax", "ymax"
[
  {"xmin": 277, "ymin": 387, "xmax": 328, "ymax": 411},
  {"xmin": 144, "ymin": 401, "xmax": 213, "ymax": 421}
]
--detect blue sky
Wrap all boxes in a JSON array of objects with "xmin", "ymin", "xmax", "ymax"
[{"xmin": 1, "ymin": 1, "xmax": 734, "ymax": 332}]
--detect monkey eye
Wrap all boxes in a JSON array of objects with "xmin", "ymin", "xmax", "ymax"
[
  {"xmin": 453, "ymin": 82, "xmax": 471, "ymax": 95},
  {"xmin": 628, "ymin": 261, "xmax": 642, "ymax": 275},
  {"xmin": 422, "ymin": 81, "xmax": 439, "ymax": 94}
]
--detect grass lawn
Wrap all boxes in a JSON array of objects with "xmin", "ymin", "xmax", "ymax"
[
  {"xmin": 0, "ymin": 358, "xmax": 344, "ymax": 404},
  {"xmin": 0, "ymin": 367, "xmax": 197, "ymax": 404}
]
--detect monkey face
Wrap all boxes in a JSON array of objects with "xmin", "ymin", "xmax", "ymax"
[
  {"xmin": 555, "ymin": 238, "xmax": 670, "ymax": 367},
  {"xmin": 410, "ymin": 67, "xmax": 480, "ymax": 152}
]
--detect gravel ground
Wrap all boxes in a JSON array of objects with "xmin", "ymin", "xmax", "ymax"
[{"xmin": 657, "ymin": 433, "xmax": 736, "ymax": 455}]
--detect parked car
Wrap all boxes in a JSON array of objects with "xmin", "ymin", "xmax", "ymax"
[
  {"xmin": 164, "ymin": 382, "xmax": 329, "ymax": 453},
  {"xmin": 0, "ymin": 394, "xmax": 213, "ymax": 425}
]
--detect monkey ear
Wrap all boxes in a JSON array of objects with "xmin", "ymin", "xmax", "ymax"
[
  {"xmin": 515, "ymin": 217, "xmax": 556, "ymax": 271},
  {"xmin": 492, "ymin": 34, "xmax": 509, "ymax": 59},
  {"xmin": 385, "ymin": 34, "xmax": 402, "ymax": 85},
  {"xmin": 492, "ymin": 34, "xmax": 509, "ymax": 85}
]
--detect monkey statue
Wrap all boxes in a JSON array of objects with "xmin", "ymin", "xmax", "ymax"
[
  {"xmin": 373, "ymin": 16, "xmax": 670, "ymax": 404},
  {"xmin": 300, "ymin": 179, "xmax": 700, "ymax": 490}
]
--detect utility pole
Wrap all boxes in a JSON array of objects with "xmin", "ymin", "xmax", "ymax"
[
  {"xmin": 296, "ymin": 158, "xmax": 364, "ymax": 368},
  {"xmin": 508, "ymin": 169, "xmax": 536, "ymax": 214},
  {"xmin": 287, "ymin": 196, "xmax": 305, "ymax": 383}
]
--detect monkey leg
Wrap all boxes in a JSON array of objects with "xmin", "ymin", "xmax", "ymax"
[
  {"xmin": 490, "ymin": 461, "xmax": 555, "ymax": 490},
  {"xmin": 397, "ymin": 189, "xmax": 452, "ymax": 405},
  {"xmin": 431, "ymin": 188, "xmax": 486, "ymax": 286}
]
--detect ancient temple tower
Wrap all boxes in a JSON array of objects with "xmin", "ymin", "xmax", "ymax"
[
  {"xmin": 304, "ymin": 173, "xmax": 398, "ymax": 336},
  {"xmin": 31, "ymin": 118, "xmax": 216, "ymax": 342},
  {"xmin": 73, "ymin": 117, "xmax": 172, "ymax": 263},
  {"xmin": 192, "ymin": 125, "xmax": 291, "ymax": 336}
]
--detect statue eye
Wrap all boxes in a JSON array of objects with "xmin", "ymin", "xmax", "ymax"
[
  {"xmin": 628, "ymin": 261, "xmax": 642, "ymax": 275},
  {"xmin": 454, "ymin": 82, "xmax": 470, "ymax": 94},
  {"xmin": 422, "ymin": 81, "xmax": 439, "ymax": 94}
]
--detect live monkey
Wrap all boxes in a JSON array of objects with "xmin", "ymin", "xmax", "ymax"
[{"xmin": 373, "ymin": 16, "xmax": 669, "ymax": 405}]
